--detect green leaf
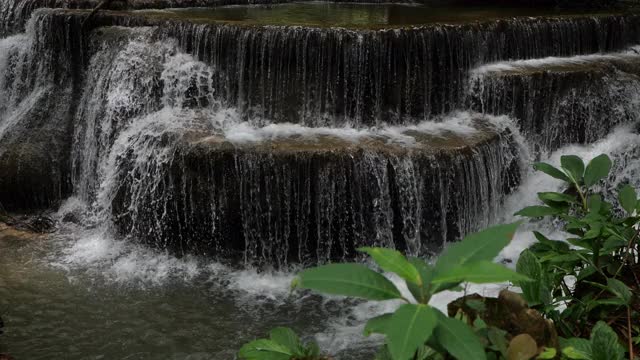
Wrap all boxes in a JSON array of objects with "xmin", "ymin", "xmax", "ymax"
[
  {"xmin": 358, "ymin": 247, "xmax": 421, "ymax": 285},
  {"xmin": 516, "ymin": 250, "xmax": 551, "ymax": 306},
  {"xmin": 618, "ymin": 184, "xmax": 637, "ymax": 214},
  {"xmin": 434, "ymin": 223, "xmax": 519, "ymax": 276},
  {"xmin": 238, "ymin": 339, "xmax": 293, "ymax": 360},
  {"xmin": 584, "ymin": 154, "xmax": 612, "ymax": 187},
  {"xmin": 588, "ymin": 194, "xmax": 603, "ymax": 213},
  {"xmin": 562, "ymin": 347, "xmax": 592, "ymax": 360},
  {"xmin": 269, "ymin": 327, "xmax": 302, "ymax": 355},
  {"xmin": 537, "ymin": 347, "xmax": 557, "ymax": 359},
  {"xmin": 533, "ymin": 162, "xmax": 570, "ymax": 182},
  {"xmin": 386, "ymin": 304, "xmax": 437, "ymax": 360},
  {"xmin": 560, "ymin": 338, "xmax": 592, "ymax": 359},
  {"xmin": 406, "ymin": 257, "xmax": 434, "ymax": 304},
  {"xmin": 561, "ymin": 155, "xmax": 585, "ymax": 183},
  {"xmin": 431, "ymin": 261, "xmax": 531, "ymax": 285},
  {"xmin": 364, "ymin": 313, "xmax": 392, "ymax": 337},
  {"xmin": 606, "ymin": 278, "xmax": 632, "ymax": 305},
  {"xmin": 296, "ymin": 263, "xmax": 402, "ymax": 301},
  {"xmin": 538, "ymin": 192, "xmax": 577, "ymax": 203},
  {"xmin": 433, "ymin": 312, "xmax": 487, "ymax": 360},
  {"xmin": 591, "ymin": 321, "xmax": 625, "ymax": 360},
  {"xmin": 515, "ymin": 206, "xmax": 561, "ymax": 218}
]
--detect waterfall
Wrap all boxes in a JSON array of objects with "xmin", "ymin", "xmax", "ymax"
[
  {"xmin": 1, "ymin": 7, "xmax": 640, "ymax": 267},
  {"xmin": 469, "ymin": 48, "xmax": 640, "ymax": 154}
]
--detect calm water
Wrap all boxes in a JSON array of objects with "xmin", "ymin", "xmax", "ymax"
[
  {"xmin": 0, "ymin": 225, "xmax": 381, "ymax": 359},
  {"xmin": 135, "ymin": 2, "xmax": 616, "ymax": 28}
]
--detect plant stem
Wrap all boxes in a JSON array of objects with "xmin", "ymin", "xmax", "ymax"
[
  {"xmin": 628, "ymin": 306, "xmax": 635, "ymax": 360},
  {"xmin": 574, "ymin": 183, "xmax": 588, "ymax": 211},
  {"xmin": 614, "ymin": 227, "xmax": 640, "ymax": 278}
]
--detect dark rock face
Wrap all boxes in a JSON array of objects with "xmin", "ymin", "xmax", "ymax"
[{"xmin": 0, "ymin": 13, "xmax": 85, "ymax": 210}]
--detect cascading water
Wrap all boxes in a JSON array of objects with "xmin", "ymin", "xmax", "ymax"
[{"xmin": 2, "ymin": 3, "xmax": 640, "ymax": 359}]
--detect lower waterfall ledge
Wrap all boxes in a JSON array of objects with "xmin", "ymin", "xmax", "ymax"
[{"xmin": 109, "ymin": 115, "xmax": 522, "ymax": 267}]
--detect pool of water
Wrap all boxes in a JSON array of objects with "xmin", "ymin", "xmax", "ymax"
[
  {"xmin": 0, "ymin": 223, "xmax": 384, "ymax": 359},
  {"xmin": 134, "ymin": 2, "xmax": 619, "ymax": 28}
]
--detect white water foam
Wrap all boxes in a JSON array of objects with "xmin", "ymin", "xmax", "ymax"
[{"xmin": 472, "ymin": 45, "xmax": 640, "ymax": 75}]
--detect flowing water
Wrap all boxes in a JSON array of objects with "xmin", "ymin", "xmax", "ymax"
[{"xmin": 1, "ymin": 3, "xmax": 640, "ymax": 359}]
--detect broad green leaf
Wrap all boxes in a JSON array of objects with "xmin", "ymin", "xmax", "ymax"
[
  {"xmin": 386, "ymin": 304, "xmax": 437, "ymax": 360},
  {"xmin": 588, "ymin": 194, "xmax": 603, "ymax": 213},
  {"xmin": 358, "ymin": 247, "xmax": 421, "ymax": 285},
  {"xmin": 606, "ymin": 278, "xmax": 632, "ymax": 305},
  {"xmin": 560, "ymin": 338, "xmax": 592, "ymax": 360},
  {"xmin": 515, "ymin": 206, "xmax": 561, "ymax": 218},
  {"xmin": 488, "ymin": 327, "xmax": 509, "ymax": 357},
  {"xmin": 538, "ymin": 192, "xmax": 576, "ymax": 203},
  {"xmin": 269, "ymin": 327, "xmax": 301, "ymax": 355},
  {"xmin": 533, "ymin": 231, "xmax": 570, "ymax": 252},
  {"xmin": 516, "ymin": 250, "xmax": 551, "ymax": 306},
  {"xmin": 561, "ymin": 155, "xmax": 585, "ymax": 183},
  {"xmin": 537, "ymin": 347, "xmax": 557, "ymax": 359},
  {"xmin": 238, "ymin": 339, "xmax": 293, "ymax": 360},
  {"xmin": 296, "ymin": 263, "xmax": 402, "ymax": 300},
  {"xmin": 591, "ymin": 321, "xmax": 625, "ymax": 360},
  {"xmin": 406, "ymin": 257, "xmax": 434, "ymax": 304},
  {"xmin": 431, "ymin": 261, "xmax": 531, "ymax": 285},
  {"xmin": 562, "ymin": 347, "xmax": 592, "ymax": 360},
  {"xmin": 533, "ymin": 162, "xmax": 570, "ymax": 182},
  {"xmin": 434, "ymin": 223, "xmax": 519, "ymax": 276},
  {"xmin": 433, "ymin": 312, "xmax": 487, "ymax": 360},
  {"xmin": 364, "ymin": 313, "xmax": 392, "ymax": 336},
  {"xmin": 602, "ymin": 237, "xmax": 627, "ymax": 253},
  {"xmin": 618, "ymin": 184, "xmax": 637, "ymax": 214},
  {"xmin": 584, "ymin": 154, "xmax": 612, "ymax": 187}
]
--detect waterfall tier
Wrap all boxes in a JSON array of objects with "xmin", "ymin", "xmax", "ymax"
[
  {"xmin": 469, "ymin": 48, "xmax": 640, "ymax": 154},
  {"xmin": 108, "ymin": 114, "xmax": 520, "ymax": 265}
]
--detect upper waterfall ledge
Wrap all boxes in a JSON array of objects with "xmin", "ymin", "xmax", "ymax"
[{"xmin": 130, "ymin": 3, "xmax": 632, "ymax": 29}]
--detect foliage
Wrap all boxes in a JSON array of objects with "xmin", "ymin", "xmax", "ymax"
[
  {"xmin": 515, "ymin": 154, "xmax": 638, "ymax": 346},
  {"xmin": 290, "ymin": 223, "xmax": 528, "ymax": 360},
  {"xmin": 238, "ymin": 327, "xmax": 326, "ymax": 360},
  {"xmin": 560, "ymin": 321, "xmax": 626, "ymax": 360}
]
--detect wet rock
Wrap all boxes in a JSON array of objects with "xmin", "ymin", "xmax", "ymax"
[
  {"xmin": 0, "ymin": 221, "xmax": 45, "ymax": 241},
  {"xmin": 448, "ymin": 290, "xmax": 559, "ymax": 351}
]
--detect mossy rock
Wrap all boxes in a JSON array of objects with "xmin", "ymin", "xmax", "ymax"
[{"xmin": 448, "ymin": 290, "xmax": 559, "ymax": 352}]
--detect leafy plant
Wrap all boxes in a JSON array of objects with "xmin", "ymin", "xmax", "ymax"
[
  {"xmin": 515, "ymin": 154, "xmax": 638, "ymax": 351},
  {"xmin": 238, "ymin": 327, "xmax": 326, "ymax": 360},
  {"xmin": 291, "ymin": 223, "xmax": 529, "ymax": 360},
  {"xmin": 560, "ymin": 321, "xmax": 626, "ymax": 360}
]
